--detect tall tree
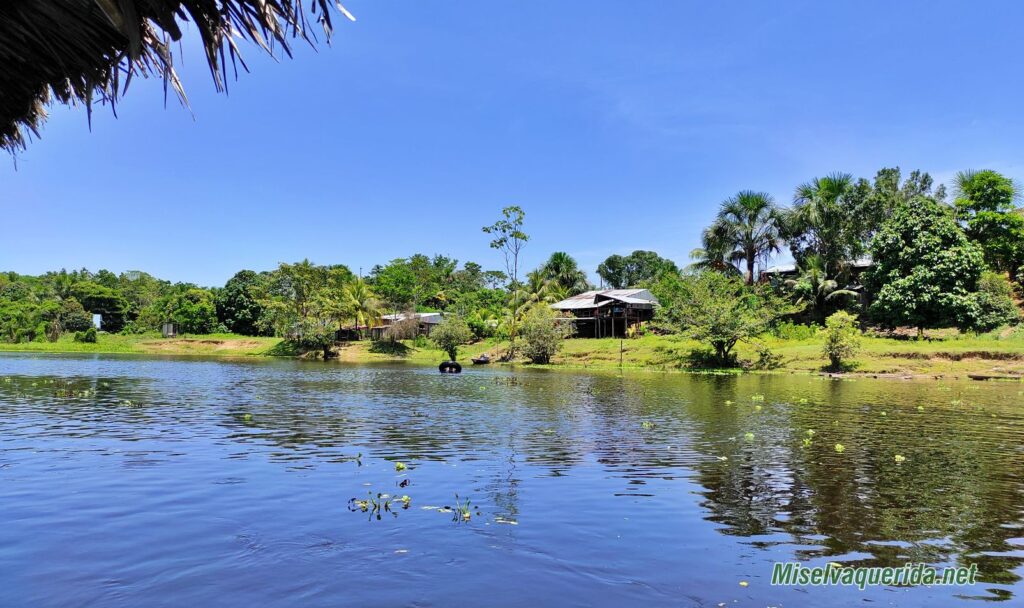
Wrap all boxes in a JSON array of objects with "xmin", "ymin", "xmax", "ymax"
[
  {"xmin": 341, "ymin": 278, "xmax": 382, "ymax": 334},
  {"xmin": 953, "ymin": 169, "xmax": 1024, "ymax": 281},
  {"xmin": 706, "ymin": 191, "xmax": 782, "ymax": 284},
  {"xmin": 784, "ymin": 172, "xmax": 861, "ymax": 270},
  {"xmin": 596, "ymin": 250, "xmax": 679, "ymax": 288},
  {"xmin": 483, "ymin": 206, "xmax": 529, "ymax": 342},
  {"xmin": 540, "ymin": 252, "xmax": 591, "ymax": 295}
]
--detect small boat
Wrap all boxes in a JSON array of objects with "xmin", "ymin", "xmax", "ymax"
[{"xmin": 471, "ymin": 354, "xmax": 491, "ymax": 365}]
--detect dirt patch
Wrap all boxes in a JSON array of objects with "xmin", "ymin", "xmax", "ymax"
[
  {"xmin": 142, "ymin": 339, "xmax": 265, "ymax": 352},
  {"xmin": 885, "ymin": 350, "xmax": 1024, "ymax": 362}
]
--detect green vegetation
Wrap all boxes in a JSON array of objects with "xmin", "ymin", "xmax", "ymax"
[
  {"xmin": 2, "ymin": 165, "xmax": 1022, "ymax": 378},
  {"xmin": 519, "ymin": 305, "xmax": 572, "ymax": 364},
  {"xmin": 822, "ymin": 311, "xmax": 861, "ymax": 371},
  {"xmin": 430, "ymin": 316, "xmax": 473, "ymax": 361}
]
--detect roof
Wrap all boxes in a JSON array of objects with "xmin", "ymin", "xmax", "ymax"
[
  {"xmin": 551, "ymin": 289, "xmax": 659, "ymax": 310},
  {"xmin": 1, "ymin": 1, "xmax": 352, "ymax": 151},
  {"xmin": 762, "ymin": 257, "xmax": 874, "ymax": 275},
  {"xmin": 382, "ymin": 312, "xmax": 444, "ymax": 324}
]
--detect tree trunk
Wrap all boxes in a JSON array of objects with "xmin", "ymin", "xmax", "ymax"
[{"xmin": 746, "ymin": 256, "xmax": 755, "ymax": 285}]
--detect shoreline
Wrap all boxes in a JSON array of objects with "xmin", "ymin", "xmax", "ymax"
[{"xmin": 1, "ymin": 332, "xmax": 1022, "ymax": 381}]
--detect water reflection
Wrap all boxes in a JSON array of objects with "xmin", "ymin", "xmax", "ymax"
[{"xmin": 0, "ymin": 355, "xmax": 1022, "ymax": 606}]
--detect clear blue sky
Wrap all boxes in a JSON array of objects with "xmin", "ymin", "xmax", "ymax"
[{"xmin": 4, "ymin": 1, "xmax": 1024, "ymax": 286}]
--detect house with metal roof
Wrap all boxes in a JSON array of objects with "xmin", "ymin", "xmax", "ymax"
[{"xmin": 550, "ymin": 289, "xmax": 659, "ymax": 338}]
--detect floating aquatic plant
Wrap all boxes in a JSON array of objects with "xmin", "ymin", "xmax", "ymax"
[
  {"xmin": 917, "ymin": 405, "xmax": 925, "ymax": 412},
  {"xmin": 951, "ymin": 399, "xmax": 963, "ymax": 406},
  {"xmin": 451, "ymin": 494, "xmax": 478, "ymax": 522},
  {"xmin": 400, "ymin": 495, "xmax": 412, "ymax": 509},
  {"xmin": 798, "ymin": 398, "xmax": 808, "ymax": 404},
  {"xmin": 834, "ymin": 443, "xmax": 845, "ymax": 453},
  {"xmin": 801, "ymin": 437, "xmax": 813, "ymax": 448},
  {"xmin": 743, "ymin": 432, "xmax": 755, "ymax": 441},
  {"xmin": 724, "ymin": 400, "xmax": 734, "ymax": 405},
  {"xmin": 641, "ymin": 421, "xmax": 656, "ymax": 430},
  {"xmin": 754, "ymin": 405, "xmax": 763, "ymax": 412},
  {"xmin": 349, "ymin": 492, "xmax": 396, "ymax": 520},
  {"xmin": 894, "ymin": 454, "xmax": 906, "ymax": 463},
  {"xmin": 751, "ymin": 394, "xmax": 764, "ymax": 402},
  {"xmin": 241, "ymin": 413, "xmax": 253, "ymax": 422},
  {"xmin": 880, "ymin": 411, "xmax": 887, "ymax": 417},
  {"xmin": 394, "ymin": 461, "xmax": 407, "ymax": 472},
  {"xmin": 805, "ymin": 429, "xmax": 815, "ymax": 437}
]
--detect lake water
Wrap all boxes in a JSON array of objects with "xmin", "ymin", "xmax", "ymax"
[{"xmin": 0, "ymin": 354, "xmax": 1022, "ymax": 607}]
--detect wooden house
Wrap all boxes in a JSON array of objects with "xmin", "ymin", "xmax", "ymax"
[{"xmin": 550, "ymin": 289, "xmax": 659, "ymax": 338}]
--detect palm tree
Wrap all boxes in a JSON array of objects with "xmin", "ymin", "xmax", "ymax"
[
  {"xmin": 341, "ymin": 278, "xmax": 382, "ymax": 337},
  {"xmin": 520, "ymin": 269, "xmax": 566, "ymax": 313},
  {"xmin": 784, "ymin": 255, "xmax": 859, "ymax": 324},
  {"xmin": 786, "ymin": 172, "xmax": 857, "ymax": 268},
  {"xmin": 710, "ymin": 190, "xmax": 783, "ymax": 284},
  {"xmin": 540, "ymin": 252, "xmax": 591, "ymax": 296},
  {"xmin": 689, "ymin": 226, "xmax": 741, "ymax": 275}
]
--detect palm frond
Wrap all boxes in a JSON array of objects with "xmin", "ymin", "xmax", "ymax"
[{"xmin": 0, "ymin": 0, "xmax": 353, "ymax": 151}]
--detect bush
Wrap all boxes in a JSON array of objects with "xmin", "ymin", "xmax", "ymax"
[
  {"xmin": 822, "ymin": 311, "xmax": 860, "ymax": 371},
  {"xmin": 772, "ymin": 321, "xmax": 818, "ymax": 340},
  {"xmin": 752, "ymin": 344, "xmax": 782, "ymax": 370},
  {"xmin": 963, "ymin": 272, "xmax": 1020, "ymax": 332},
  {"xmin": 430, "ymin": 316, "xmax": 473, "ymax": 360},
  {"xmin": 519, "ymin": 306, "xmax": 572, "ymax": 364},
  {"xmin": 74, "ymin": 327, "xmax": 98, "ymax": 343}
]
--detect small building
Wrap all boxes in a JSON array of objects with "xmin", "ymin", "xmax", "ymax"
[
  {"xmin": 550, "ymin": 289, "xmax": 659, "ymax": 338},
  {"xmin": 760, "ymin": 257, "xmax": 873, "ymax": 286},
  {"xmin": 368, "ymin": 312, "xmax": 444, "ymax": 339},
  {"xmin": 161, "ymin": 323, "xmax": 177, "ymax": 338}
]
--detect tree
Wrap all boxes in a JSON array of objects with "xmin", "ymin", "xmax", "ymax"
[
  {"xmin": 540, "ymin": 252, "xmax": 591, "ymax": 295},
  {"xmin": 217, "ymin": 270, "xmax": 266, "ymax": 335},
  {"xmin": 483, "ymin": 206, "xmax": 529, "ymax": 341},
  {"xmin": 784, "ymin": 173, "xmax": 862, "ymax": 270},
  {"xmin": 953, "ymin": 169, "xmax": 1024, "ymax": 281},
  {"xmin": 669, "ymin": 271, "xmax": 798, "ymax": 365},
  {"xmin": 783, "ymin": 255, "xmax": 859, "ymax": 324},
  {"xmin": 341, "ymin": 278, "xmax": 382, "ymax": 335},
  {"xmin": 822, "ymin": 311, "xmax": 861, "ymax": 371},
  {"xmin": 430, "ymin": 315, "xmax": 473, "ymax": 360},
  {"xmin": 258, "ymin": 260, "xmax": 350, "ymax": 358},
  {"xmin": 369, "ymin": 259, "xmax": 417, "ymax": 314},
  {"xmin": 166, "ymin": 289, "xmax": 219, "ymax": 334},
  {"xmin": 71, "ymin": 282, "xmax": 129, "ymax": 332},
  {"xmin": 705, "ymin": 191, "xmax": 782, "ymax": 284},
  {"xmin": 596, "ymin": 250, "xmax": 679, "ymax": 289},
  {"xmin": 519, "ymin": 305, "xmax": 572, "ymax": 364},
  {"xmin": 864, "ymin": 196, "xmax": 994, "ymax": 336}
]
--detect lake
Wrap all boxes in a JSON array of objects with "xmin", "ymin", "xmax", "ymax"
[{"xmin": 0, "ymin": 354, "xmax": 1022, "ymax": 607}]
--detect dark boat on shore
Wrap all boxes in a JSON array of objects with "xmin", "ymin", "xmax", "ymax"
[{"xmin": 471, "ymin": 355, "xmax": 491, "ymax": 365}]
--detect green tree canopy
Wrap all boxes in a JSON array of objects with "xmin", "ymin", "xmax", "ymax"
[
  {"xmin": 953, "ymin": 169, "xmax": 1024, "ymax": 281},
  {"xmin": 864, "ymin": 195, "xmax": 1010, "ymax": 334},
  {"xmin": 596, "ymin": 250, "xmax": 679, "ymax": 289}
]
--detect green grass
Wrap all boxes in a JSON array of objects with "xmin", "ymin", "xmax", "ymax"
[
  {"xmin": 0, "ymin": 332, "xmax": 283, "ymax": 357},
  {"xmin": 3, "ymin": 327, "xmax": 1023, "ymax": 378}
]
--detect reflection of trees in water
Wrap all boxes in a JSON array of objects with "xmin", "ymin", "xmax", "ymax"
[{"xmin": 687, "ymin": 376, "xmax": 1024, "ymax": 595}]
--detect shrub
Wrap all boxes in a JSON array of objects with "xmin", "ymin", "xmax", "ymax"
[
  {"xmin": 519, "ymin": 306, "xmax": 572, "ymax": 364},
  {"xmin": 822, "ymin": 311, "xmax": 860, "ymax": 371},
  {"xmin": 773, "ymin": 321, "xmax": 818, "ymax": 340},
  {"xmin": 962, "ymin": 271, "xmax": 1021, "ymax": 332},
  {"xmin": 752, "ymin": 343, "xmax": 782, "ymax": 370},
  {"xmin": 430, "ymin": 316, "xmax": 473, "ymax": 360},
  {"xmin": 74, "ymin": 327, "xmax": 98, "ymax": 343}
]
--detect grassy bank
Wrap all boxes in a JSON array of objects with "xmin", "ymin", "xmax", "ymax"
[
  {"xmin": 2, "ymin": 329, "xmax": 1023, "ymax": 378},
  {"xmin": 0, "ymin": 333, "xmax": 283, "ymax": 357}
]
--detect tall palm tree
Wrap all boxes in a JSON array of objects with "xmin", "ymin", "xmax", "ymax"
[
  {"xmin": 710, "ymin": 190, "xmax": 783, "ymax": 284},
  {"xmin": 341, "ymin": 278, "xmax": 382, "ymax": 336},
  {"xmin": 689, "ymin": 226, "xmax": 741, "ymax": 275},
  {"xmin": 540, "ymin": 252, "xmax": 591, "ymax": 295},
  {"xmin": 786, "ymin": 172, "xmax": 857, "ymax": 269}
]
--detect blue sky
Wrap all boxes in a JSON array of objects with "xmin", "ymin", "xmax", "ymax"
[{"xmin": 4, "ymin": 1, "xmax": 1024, "ymax": 286}]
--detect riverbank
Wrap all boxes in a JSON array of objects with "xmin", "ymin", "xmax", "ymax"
[{"xmin": 2, "ymin": 330, "xmax": 1023, "ymax": 379}]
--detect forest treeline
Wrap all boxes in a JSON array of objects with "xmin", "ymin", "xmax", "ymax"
[{"xmin": 2, "ymin": 167, "xmax": 1022, "ymax": 364}]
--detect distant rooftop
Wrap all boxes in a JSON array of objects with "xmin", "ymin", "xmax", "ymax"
[{"xmin": 551, "ymin": 289, "xmax": 659, "ymax": 311}]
